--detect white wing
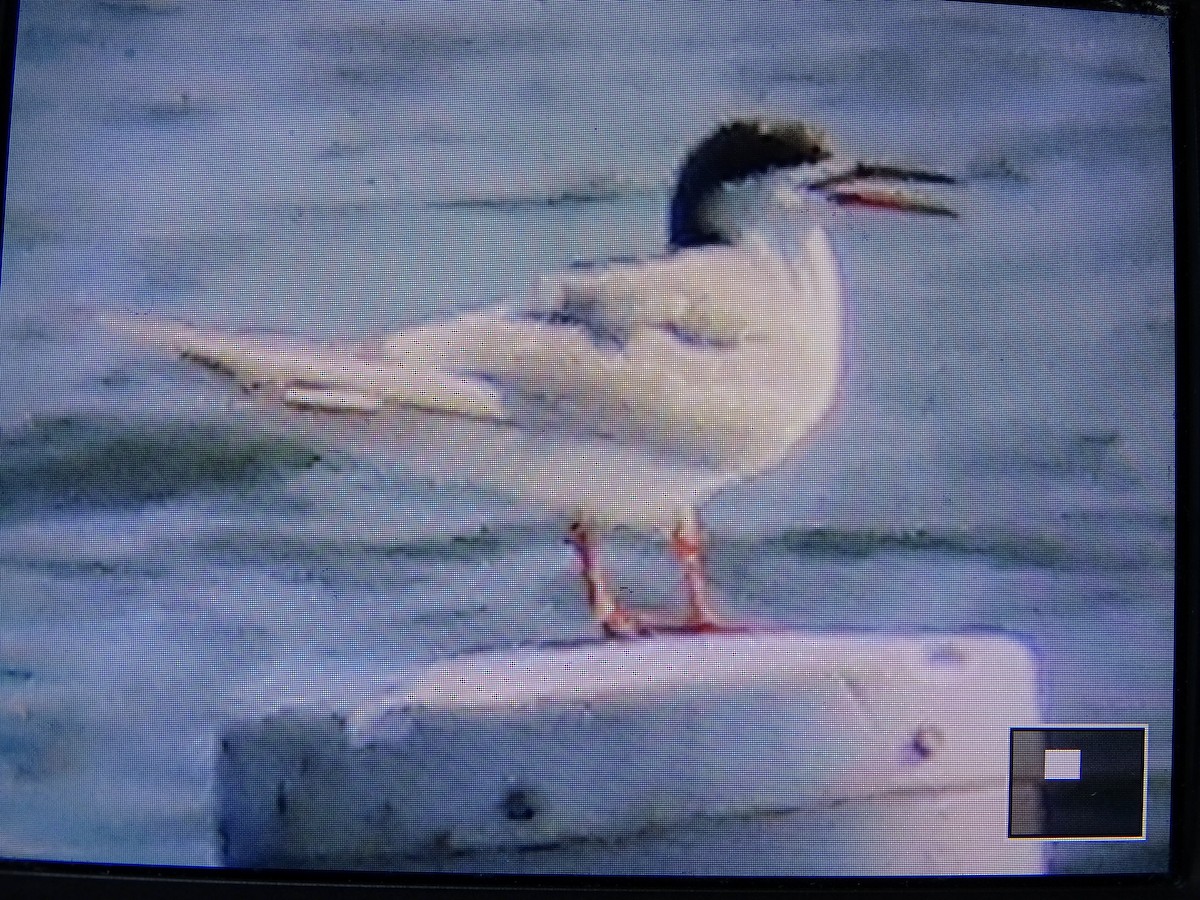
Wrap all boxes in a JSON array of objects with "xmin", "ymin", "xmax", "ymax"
[
  {"xmin": 526, "ymin": 243, "xmax": 779, "ymax": 346},
  {"xmin": 104, "ymin": 229, "xmax": 840, "ymax": 473},
  {"xmin": 101, "ymin": 313, "xmax": 507, "ymax": 419}
]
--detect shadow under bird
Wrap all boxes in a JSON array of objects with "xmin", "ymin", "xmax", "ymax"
[{"xmin": 106, "ymin": 118, "xmax": 958, "ymax": 639}]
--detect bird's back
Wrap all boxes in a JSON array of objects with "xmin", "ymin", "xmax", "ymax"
[{"xmin": 103, "ymin": 229, "xmax": 841, "ymax": 529}]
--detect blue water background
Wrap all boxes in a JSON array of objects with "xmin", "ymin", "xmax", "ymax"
[{"xmin": 0, "ymin": 0, "xmax": 1174, "ymax": 873}]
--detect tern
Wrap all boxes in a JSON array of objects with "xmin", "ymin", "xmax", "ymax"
[{"xmin": 109, "ymin": 118, "xmax": 956, "ymax": 639}]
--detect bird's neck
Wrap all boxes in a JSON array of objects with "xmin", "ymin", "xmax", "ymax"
[
  {"xmin": 670, "ymin": 161, "xmax": 763, "ymax": 249},
  {"xmin": 671, "ymin": 160, "xmax": 803, "ymax": 250},
  {"xmin": 671, "ymin": 177, "xmax": 786, "ymax": 251},
  {"xmin": 669, "ymin": 180, "xmax": 731, "ymax": 249},
  {"xmin": 668, "ymin": 133, "xmax": 783, "ymax": 249}
]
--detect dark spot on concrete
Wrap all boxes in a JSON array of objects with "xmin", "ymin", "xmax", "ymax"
[
  {"xmin": 842, "ymin": 676, "xmax": 867, "ymax": 701},
  {"xmin": 927, "ymin": 643, "xmax": 968, "ymax": 666},
  {"xmin": 501, "ymin": 788, "xmax": 537, "ymax": 821},
  {"xmin": 275, "ymin": 780, "xmax": 288, "ymax": 816},
  {"xmin": 904, "ymin": 725, "xmax": 946, "ymax": 764}
]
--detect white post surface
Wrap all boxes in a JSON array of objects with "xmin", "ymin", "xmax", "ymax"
[{"xmin": 217, "ymin": 631, "xmax": 1045, "ymax": 875}]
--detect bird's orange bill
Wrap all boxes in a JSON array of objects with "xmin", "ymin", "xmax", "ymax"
[
  {"xmin": 807, "ymin": 161, "xmax": 959, "ymax": 217},
  {"xmin": 826, "ymin": 186, "xmax": 958, "ymax": 218},
  {"xmin": 808, "ymin": 162, "xmax": 957, "ymax": 190}
]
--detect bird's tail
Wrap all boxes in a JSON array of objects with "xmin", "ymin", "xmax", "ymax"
[{"xmin": 99, "ymin": 311, "xmax": 505, "ymax": 420}]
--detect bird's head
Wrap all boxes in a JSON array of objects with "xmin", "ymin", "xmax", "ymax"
[{"xmin": 668, "ymin": 117, "xmax": 957, "ymax": 249}]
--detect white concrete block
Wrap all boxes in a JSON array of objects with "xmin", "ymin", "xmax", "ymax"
[{"xmin": 217, "ymin": 630, "xmax": 1045, "ymax": 875}]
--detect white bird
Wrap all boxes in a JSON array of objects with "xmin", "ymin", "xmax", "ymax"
[{"xmin": 108, "ymin": 118, "xmax": 956, "ymax": 638}]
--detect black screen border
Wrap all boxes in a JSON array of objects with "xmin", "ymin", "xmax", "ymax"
[{"xmin": 0, "ymin": 0, "xmax": 1194, "ymax": 897}]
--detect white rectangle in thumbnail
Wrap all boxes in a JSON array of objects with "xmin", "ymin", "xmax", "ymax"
[{"xmin": 1043, "ymin": 748, "xmax": 1082, "ymax": 781}]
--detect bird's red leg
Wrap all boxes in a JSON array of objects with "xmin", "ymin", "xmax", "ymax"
[
  {"xmin": 567, "ymin": 521, "xmax": 649, "ymax": 638},
  {"xmin": 669, "ymin": 512, "xmax": 725, "ymax": 631}
]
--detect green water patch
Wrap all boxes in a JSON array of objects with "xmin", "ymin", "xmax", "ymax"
[
  {"xmin": 764, "ymin": 526, "xmax": 1070, "ymax": 568},
  {"xmin": 749, "ymin": 523, "xmax": 1173, "ymax": 572},
  {"xmin": 2, "ymin": 207, "xmax": 65, "ymax": 250},
  {"xmin": 0, "ymin": 416, "xmax": 322, "ymax": 519}
]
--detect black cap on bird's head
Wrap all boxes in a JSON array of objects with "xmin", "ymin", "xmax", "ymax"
[
  {"xmin": 669, "ymin": 118, "xmax": 833, "ymax": 249},
  {"xmin": 668, "ymin": 117, "xmax": 958, "ymax": 249}
]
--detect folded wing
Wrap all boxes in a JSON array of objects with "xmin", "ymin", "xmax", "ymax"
[
  {"xmin": 103, "ymin": 235, "xmax": 826, "ymax": 471},
  {"xmin": 102, "ymin": 312, "xmax": 507, "ymax": 419},
  {"xmin": 527, "ymin": 244, "xmax": 776, "ymax": 347}
]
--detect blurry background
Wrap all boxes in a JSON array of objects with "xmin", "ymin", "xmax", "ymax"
[{"xmin": 0, "ymin": 0, "xmax": 1174, "ymax": 874}]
